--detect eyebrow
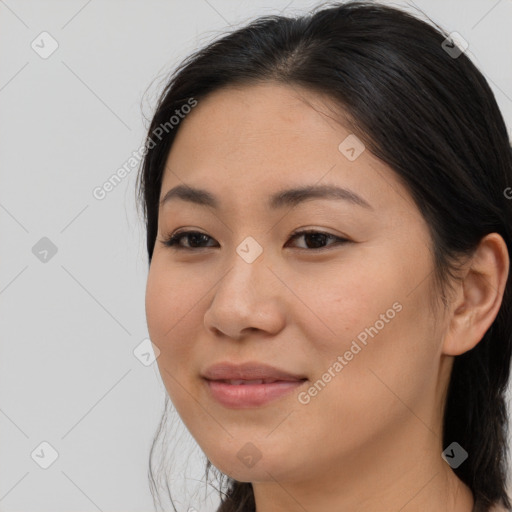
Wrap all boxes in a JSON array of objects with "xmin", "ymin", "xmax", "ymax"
[{"xmin": 160, "ymin": 183, "xmax": 373, "ymax": 210}]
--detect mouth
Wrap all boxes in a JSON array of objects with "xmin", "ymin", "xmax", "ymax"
[
  {"xmin": 201, "ymin": 361, "xmax": 308, "ymax": 408},
  {"xmin": 203, "ymin": 377, "xmax": 308, "ymax": 408},
  {"xmin": 202, "ymin": 361, "xmax": 307, "ymax": 381},
  {"xmin": 215, "ymin": 378, "xmax": 300, "ymax": 385}
]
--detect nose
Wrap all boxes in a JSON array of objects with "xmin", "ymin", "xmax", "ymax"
[{"xmin": 203, "ymin": 251, "xmax": 286, "ymax": 341}]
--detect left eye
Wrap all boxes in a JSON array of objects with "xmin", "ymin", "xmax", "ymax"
[
  {"xmin": 287, "ymin": 229, "xmax": 349, "ymax": 250},
  {"xmin": 160, "ymin": 229, "xmax": 349, "ymax": 251}
]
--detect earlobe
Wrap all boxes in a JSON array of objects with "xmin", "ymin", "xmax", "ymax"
[{"xmin": 442, "ymin": 233, "xmax": 509, "ymax": 356}]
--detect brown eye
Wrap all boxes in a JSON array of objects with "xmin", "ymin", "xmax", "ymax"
[
  {"xmin": 286, "ymin": 230, "xmax": 349, "ymax": 250},
  {"xmin": 161, "ymin": 231, "xmax": 217, "ymax": 249},
  {"xmin": 160, "ymin": 229, "xmax": 349, "ymax": 251}
]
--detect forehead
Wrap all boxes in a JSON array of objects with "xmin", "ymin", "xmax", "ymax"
[
  {"xmin": 167, "ymin": 82, "xmax": 346, "ymax": 158},
  {"xmin": 159, "ymin": 82, "xmax": 417, "ymax": 220}
]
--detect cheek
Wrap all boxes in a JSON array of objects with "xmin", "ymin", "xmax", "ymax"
[
  {"xmin": 302, "ymin": 246, "xmax": 437, "ymax": 406},
  {"xmin": 145, "ymin": 260, "xmax": 194, "ymax": 364},
  {"xmin": 145, "ymin": 256, "xmax": 201, "ymax": 334},
  {"xmin": 290, "ymin": 255, "xmax": 397, "ymax": 357},
  {"xmin": 315, "ymin": 281, "xmax": 437, "ymax": 423},
  {"xmin": 145, "ymin": 258, "xmax": 209, "ymax": 401},
  {"xmin": 292, "ymin": 302, "xmax": 435, "ymax": 465},
  {"xmin": 145, "ymin": 263, "xmax": 170, "ymax": 343}
]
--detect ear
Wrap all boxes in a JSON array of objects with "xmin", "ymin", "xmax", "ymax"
[{"xmin": 443, "ymin": 233, "xmax": 510, "ymax": 356}]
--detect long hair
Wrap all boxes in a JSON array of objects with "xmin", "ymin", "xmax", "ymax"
[{"xmin": 136, "ymin": 2, "xmax": 512, "ymax": 510}]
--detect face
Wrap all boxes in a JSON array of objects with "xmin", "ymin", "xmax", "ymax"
[{"xmin": 145, "ymin": 82, "xmax": 449, "ymax": 485}]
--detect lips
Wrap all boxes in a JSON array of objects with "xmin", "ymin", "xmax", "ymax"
[
  {"xmin": 202, "ymin": 361, "xmax": 306, "ymax": 382},
  {"xmin": 201, "ymin": 362, "xmax": 307, "ymax": 408},
  {"xmin": 221, "ymin": 379, "xmax": 281, "ymax": 385}
]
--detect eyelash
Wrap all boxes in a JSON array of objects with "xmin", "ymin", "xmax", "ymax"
[{"xmin": 160, "ymin": 229, "xmax": 350, "ymax": 251}]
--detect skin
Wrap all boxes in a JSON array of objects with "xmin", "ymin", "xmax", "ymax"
[{"xmin": 145, "ymin": 82, "xmax": 509, "ymax": 512}]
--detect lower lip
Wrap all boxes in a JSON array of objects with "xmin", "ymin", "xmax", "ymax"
[{"xmin": 204, "ymin": 379, "xmax": 307, "ymax": 408}]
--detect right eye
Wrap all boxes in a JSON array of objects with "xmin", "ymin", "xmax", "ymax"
[{"xmin": 160, "ymin": 230, "xmax": 218, "ymax": 250}]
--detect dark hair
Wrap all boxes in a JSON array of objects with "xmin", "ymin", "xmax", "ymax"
[{"xmin": 136, "ymin": 1, "xmax": 512, "ymax": 511}]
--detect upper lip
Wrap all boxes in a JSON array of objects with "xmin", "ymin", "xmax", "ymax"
[{"xmin": 202, "ymin": 362, "xmax": 307, "ymax": 382}]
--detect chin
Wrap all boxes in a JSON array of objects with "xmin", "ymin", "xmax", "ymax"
[
  {"xmin": 203, "ymin": 440, "xmax": 300, "ymax": 484},
  {"xmin": 211, "ymin": 457, "xmax": 279, "ymax": 483}
]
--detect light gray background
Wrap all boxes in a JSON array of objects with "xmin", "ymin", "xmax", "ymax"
[{"xmin": 1, "ymin": 1, "xmax": 511, "ymax": 511}]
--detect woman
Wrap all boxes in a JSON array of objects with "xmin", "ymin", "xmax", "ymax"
[{"xmin": 137, "ymin": 1, "xmax": 512, "ymax": 511}]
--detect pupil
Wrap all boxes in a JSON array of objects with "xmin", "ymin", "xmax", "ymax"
[
  {"xmin": 306, "ymin": 233, "xmax": 326, "ymax": 248},
  {"xmin": 190, "ymin": 233, "xmax": 207, "ymax": 247}
]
